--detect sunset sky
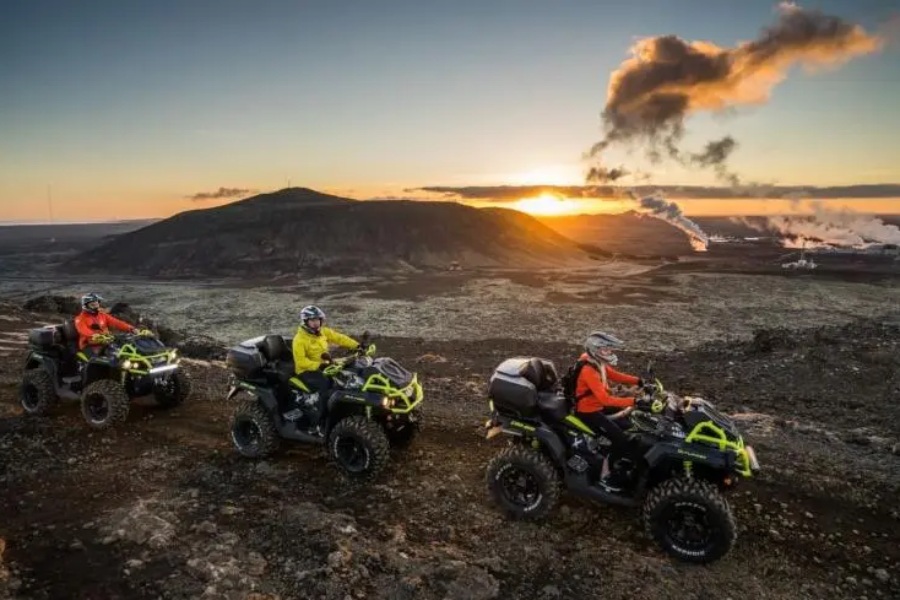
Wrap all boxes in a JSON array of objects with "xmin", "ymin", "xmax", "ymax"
[{"xmin": 2, "ymin": 0, "xmax": 899, "ymax": 222}]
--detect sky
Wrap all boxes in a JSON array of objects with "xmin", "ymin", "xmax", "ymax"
[{"xmin": 2, "ymin": 0, "xmax": 899, "ymax": 222}]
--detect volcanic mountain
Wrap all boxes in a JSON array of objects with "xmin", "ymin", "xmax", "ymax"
[
  {"xmin": 70, "ymin": 188, "xmax": 594, "ymax": 276},
  {"xmin": 539, "ymin": 211, "xmax": 697, "ymax": 257}
]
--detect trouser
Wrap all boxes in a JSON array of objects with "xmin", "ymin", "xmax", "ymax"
[{"xmin": 296, "ymin": 371, "xmax": 333, "ymax": 424}]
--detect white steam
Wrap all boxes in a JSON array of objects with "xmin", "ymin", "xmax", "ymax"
[
  {"xmin": 633, "ymin": 193, "xmax": 710, "ymax": 252},
  {"xmin": 765, "ymin": 201, "xmax": 900, "ymax": 248}
]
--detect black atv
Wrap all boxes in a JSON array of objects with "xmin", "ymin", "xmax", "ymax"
[
  {"xmin": 224, "ymin": 332, "xmax": 424, "ymax": 482},
  {"xmin": 20, "ymin": 320, "xmax": 192, "ymax": 429},
  {"xmin": 483, "ymin": 356, "xmax": 760, "ymax": 564}
]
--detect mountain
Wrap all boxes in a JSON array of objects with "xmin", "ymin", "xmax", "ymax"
[
  {"xmin": 538, "ymin": 211, "xmax": 696, "ymax": 257},
  {"xmin": 69, "ymin": 188, "xmax": 594, "ymax": 276}
]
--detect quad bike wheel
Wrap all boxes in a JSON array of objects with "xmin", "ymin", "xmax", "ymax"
[
  {"xmin": 486, "ymin": 444, "xmax": 561, "ymax": 520},
  {"xmin": 154, "ymin": 370, "xmax": 193, "ymax": 408},
  {"xmin": 20, "ymin": 369, "xmax": 57, "ymax": 416},
  {"xmin": 328, "ymin": 416, "xmax": 390, "ymax": 482},
  {"xmin": 384, "ymin": 409, "xmax": 422, "ymax": 449},
  {"xmin": 81, "ymin": 379, "xmax": 131, "ymax": 429},
  {"xmin": 230, "ymin": 398, "xmax": 280, "ymax": 458},
  {"xmin": 643, "ymin": 477, "xmax": 736, "ymax": 564}
]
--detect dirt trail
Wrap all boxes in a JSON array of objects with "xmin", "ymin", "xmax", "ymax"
[{"xmin": 1, "ymin": 307, "xmax": 898, "ymax": 599}]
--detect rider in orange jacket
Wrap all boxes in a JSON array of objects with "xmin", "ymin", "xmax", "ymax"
[{"xmin": 74, "ymin": 293, "xmax": 138, "ymax": 354}]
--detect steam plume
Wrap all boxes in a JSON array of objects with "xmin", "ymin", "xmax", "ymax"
[
  {"xmin": 633, "ymin": 192, "xmax": 710, "ymax": 252},
  {"xmin": 587, "ymin": 3, "xmax": 883, "ymax": 183},
  {"xmin": 765, "ymin": 201, "xmax": 900, "ymax": 248}
]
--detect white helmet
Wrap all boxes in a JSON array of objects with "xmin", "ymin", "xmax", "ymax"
[{"xmin": 585, "ymin": 330, "xmax": 624, "ymax": 366}]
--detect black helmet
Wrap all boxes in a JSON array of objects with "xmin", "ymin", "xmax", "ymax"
[
  {"xmin": 81, "ymin": 293, "xmax": 104, "ymax": 315},
  {"xmin": 300, "ymin": 305, "xmax": 326, "ymax": 334}
]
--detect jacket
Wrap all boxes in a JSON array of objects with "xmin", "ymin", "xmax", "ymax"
[
  {"xmin": 574, "ymin": 353, "xmax": 639, "ymax": 413},
  {"xmin": 292, "ymin": 326, "xmax": 359, "ymax": 374},
  {"xmin": 74, "ymin": 310, "xmax": 135, "ymax": 349}
]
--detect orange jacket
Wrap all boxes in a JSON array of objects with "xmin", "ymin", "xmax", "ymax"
[
  {"xmin": 574, "ymin": 353, "xmax": 639, "ymax": 413},
  {"xmin": 74, "ymin": 311, "xmax": 135, "ymax": 349}
]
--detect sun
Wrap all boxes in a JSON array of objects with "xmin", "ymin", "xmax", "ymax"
[{"xmin": 512, "ymin": 192, "xmax": 579, "ymax": 216}]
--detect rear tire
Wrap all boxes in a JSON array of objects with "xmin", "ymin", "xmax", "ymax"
[
  {"xmin": 154, "ymin": 370, "xmax": 192, "ymax": 408},
  {"xmin": 328, "ymin": 416, "xmax": 390, "ymax": 482},
  {"xmin": 20, "ymin": 369, "xmax": 57, "ymax": 416},
  {"xmin": 643, "ymin": 478, "xmax": 736, "ymax": 564},
  {"xmin": 81, "ymin": 379, "xmax": 130, "ymax": 429},
  {"xmin": 231, "ymin": 398, "xmax": 280, "ymax": 458},
  {"xmin": 486, "ymin": 445, "xmax": 560, "ymax": 520}
]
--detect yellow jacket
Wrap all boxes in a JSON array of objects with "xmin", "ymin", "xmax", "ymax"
[{"xmin": 292, "ymin": 326, "xmax": 358, "ymax": 374}]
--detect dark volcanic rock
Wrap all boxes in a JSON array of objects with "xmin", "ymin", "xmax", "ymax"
[{"xmin": 22, "ymin": 295, "xmax": 80, "ymax": 316}]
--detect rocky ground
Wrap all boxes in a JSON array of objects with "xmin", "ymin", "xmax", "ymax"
[{"xmin": 0, "ymin": 297, "xmax": 898, "ymax": 600}]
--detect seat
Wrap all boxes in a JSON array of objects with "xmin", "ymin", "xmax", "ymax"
[
  {"xmin": 519, "ymin": 357, "xmax": 558, "ymax": 392},
  {"xmin": 537, "ymin": 391, "xmax": 569, "ymax": 422},
  {"xmin": 258, "ymin": 335, "xmax": 296, "ymax": 390}
]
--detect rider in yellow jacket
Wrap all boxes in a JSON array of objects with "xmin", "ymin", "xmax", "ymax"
[
  {"xmin": 292, "ymin": 306, "xmax": 359, "ymax": 374},
  {"xmin": 291, "ymin": 305, "xmax": 361, "ymax": 433}
]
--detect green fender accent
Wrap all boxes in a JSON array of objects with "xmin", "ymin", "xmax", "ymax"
[
  {"xmin": 289, "ymin": 377, "xmax": 311, "ymax": 392},
  {"xmin": 564, "ymin": 414, "xmax": 595, "ymax": 435}
]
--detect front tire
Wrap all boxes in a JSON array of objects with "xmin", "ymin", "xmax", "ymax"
[
  {"xmin": 486, "ymin": 445, "xmax": 561, "ymax": 520},
  {"xmin": 153, "ymin": 370, "xmax": 193, "ymax": 408},
  {"xmin": 385, "ymin": 411, "xmax": 422, "ymax": 449},
  {"xmin": 328, "ymin": 416, "xmax": 390, "ymax": 482},
  {"xmin": 81, "ymin": 379, "xmax": 130, "ymax": 429},
  {"xmin": 643, "ymin": 478, "xmax": 736, "ymax": 564},
  {"xmin": 231, "ymin": 398, "xmax": 280, "ymax": 458},
  {"xmin": 20, "ymin": 369, "xmax": 57, "ymax": 416}
]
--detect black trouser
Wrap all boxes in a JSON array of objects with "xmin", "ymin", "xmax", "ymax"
[{"xmin": 297, "ymin": 371, "xmax": 333, "ymax": 424}]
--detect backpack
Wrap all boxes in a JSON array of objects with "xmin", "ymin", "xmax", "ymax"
[{"xmin": 560, "ymin": 358, "xmax": 593, "ymax": 401}]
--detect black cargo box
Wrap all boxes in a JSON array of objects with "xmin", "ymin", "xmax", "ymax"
[
  {"xmin": 226, "ymin": 346, "xmax": 266, "ymax": 380},
  {"xmin": 28, "ymin": 327, "xmax": 58, "ymax": 351},
  {"xmin": 488, "ymin": 357, "xmax": 539, "ymax": 417}
]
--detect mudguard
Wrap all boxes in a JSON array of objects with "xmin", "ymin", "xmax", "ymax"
[
  {"xmin": 492, "ymin": 414, "xmax": 568, "ymax": 468},
  {"xmin": 643, "ymin": 441, "xmax": 733, "ymax": 472},
  {"xmin": 233, "ymin": 383, "xmax": 322, "ymax": 445},
  {"xmin": 24, "ymin": 352, "xmax": 59, "ymax": 385}
]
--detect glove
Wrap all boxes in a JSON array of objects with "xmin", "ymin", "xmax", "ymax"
[
  {"xmin": 634, "ymin": 396, "xmax": 654, "ymax": 412},
  {"xmin": 136, "ymin": 329, "xmax": 154, "ymax": 337},
  {"xmin": 637, "ymin": 378, "xmax": 645, "ymax": 388},
  {"xmin": 318, "ymin": 353, "xmax": 332, "ymax": 370}
]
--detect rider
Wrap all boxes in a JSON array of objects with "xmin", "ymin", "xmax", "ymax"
[
  {"xmin": 74, "ymin": 293, "xmax": 139, "ymax": 357},
  {"xmin": 291, "ymin": 305, "xmax": 362, "ymax": 427},
  {"xmin": 574, "ymin": 330, "xmax": 653, "ymax": 490}
]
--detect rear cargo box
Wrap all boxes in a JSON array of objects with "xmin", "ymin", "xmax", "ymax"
[
  {"xmin": 226, "ymin": 346, "xmax": 266, "ymax": 380},
  {"xmin": 488, "ymin": 357, "xmax": 538, "ymax": 417},
  {"xmin": 28, "ymin": 327, "xmax": 57, "ymax": 351}
]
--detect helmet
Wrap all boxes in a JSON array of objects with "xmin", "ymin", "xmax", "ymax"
[
  {"xmin": 300, "ymin": 305, "xmax": 326, "ymax": 334},
  {"xmin": 81, "ymin": 293, "xmax": 104, "ymax": 314},
  {"xmin": 585, "ymin": 330, "xmax": 624, "ymax": 366}
]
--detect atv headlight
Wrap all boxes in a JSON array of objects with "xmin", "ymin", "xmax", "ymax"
[
  {"xmin": 381, "ymin": 396, "xmax": 394, "ymax": 409},
  {"xmin": 122, "ymin": 360, "xmax": 133, "ymax": 370}
]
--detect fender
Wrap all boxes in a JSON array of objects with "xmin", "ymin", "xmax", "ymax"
[
  {"xmin": 24, "ymin": 352, "xmax": 60, "ymax": 385},
  {"xmin": 491, "ymin": 414, "xmax": 568, "ymax": 468},
  {"xmin": 533, "ymin": 424, "xmax": 568, "ymax": 467},
  {"xmin": 242, "ymin": 386, "xmax": 322, "ymax": 445},
  {"xmin": 643, "ymin": 441, "xmax": 731, "ymax": 472}
]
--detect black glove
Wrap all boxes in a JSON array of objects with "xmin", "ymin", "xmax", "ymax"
[
  {"xmin": 635, "ymin": 396, "xmax": 654, "ymax": 412},
  {"xmin": 318, "ymin": 352, "xmax": 332, "ymax": 370},
  {"xmin": 637, "ymin": 378, "xmax": 645, "ymax": 388}
]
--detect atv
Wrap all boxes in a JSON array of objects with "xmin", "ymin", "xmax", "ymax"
[
  {"xmin": 20, "ymin": 320, "xmax": 191, "ymax": 429},
  {"xmin": 483, "ymin": 356, "xmax": 760, "ymax": 564},
  {"xmin": 224, "ymin": 332, "xmax": 424, "ymax": 482}
]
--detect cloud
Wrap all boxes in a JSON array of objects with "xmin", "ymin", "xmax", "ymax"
[
  {"xmin": 587, "ymin": 3, "xmax": 884, "ymax": 183},
  {"xmin": 187, "ymin": 187, "xmax": 255, "ymax": 201},
  {"xmin": 415, "ymin": 184, "xmax": 900, "ymax": 202}
]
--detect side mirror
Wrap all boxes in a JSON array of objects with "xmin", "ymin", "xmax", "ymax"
[{"xmin": 361, "ymin": 330, "xmax": 371, "ymax": 345}]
